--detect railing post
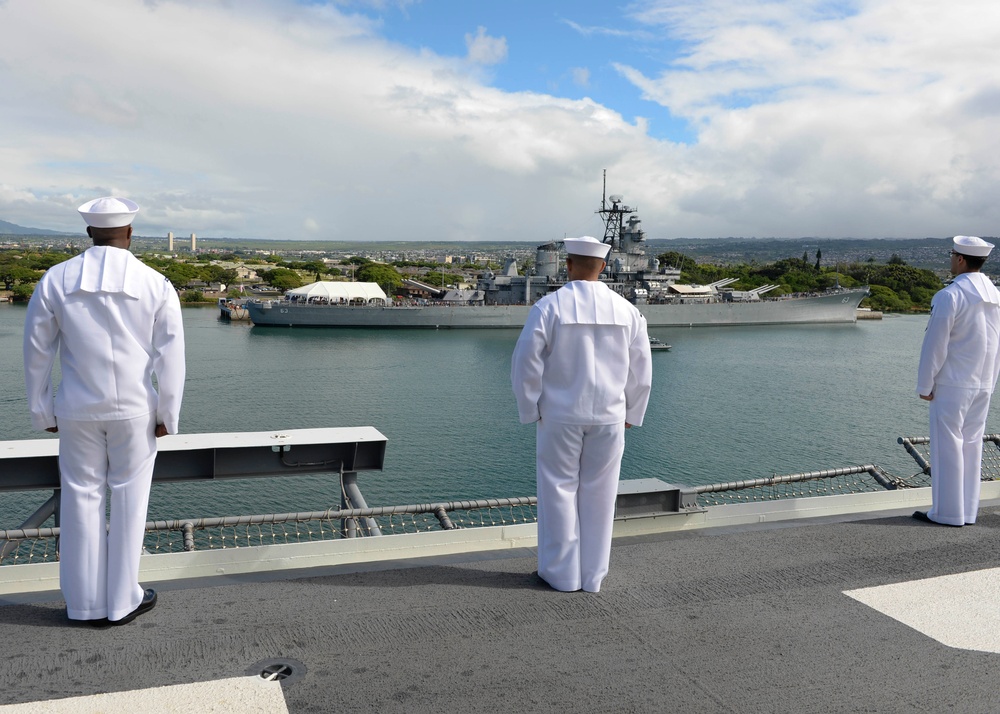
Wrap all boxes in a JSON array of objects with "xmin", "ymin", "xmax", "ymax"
[
  {"xmin": 340, "ymin": 469, "xmax": 356, "ymax": 539},
  {"xmin": 433, "ymin": 505, "xmax": 456, "ymax": 530},
  {"xmin": 182, "ymin": 522, "xmax": 196, "ymax": 551},
  {"xmin": 897, "ymin": 437, "xmax": 932, "ymax": 475},
  {"xmin": 341, "ymin": 471, "xmax": 382, "ymax": 537},
  {"xmin": 1, "ymin": 492, "xmax": 61, "ymax": 559}
]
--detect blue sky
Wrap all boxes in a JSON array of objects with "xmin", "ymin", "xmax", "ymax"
[
  {"xmin": 363, "ymin": 0, "xmax": 696, "ymax": 141},
  {"xmin": 0, "ymin": 0, "xmax": 997, "ymax": 241}
]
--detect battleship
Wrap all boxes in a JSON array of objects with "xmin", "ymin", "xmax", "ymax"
[{"xmin": 246, "ymin": 183, "xmax": 869, "ymax": 329}]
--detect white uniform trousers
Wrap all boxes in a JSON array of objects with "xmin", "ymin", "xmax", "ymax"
[
  {"xmin": 535, "ymin": 420, "xmax": 625, "ymax": 593},
  {"xmin": 58, "ymin": 412, "xmax": 156, "ymax": 621},
  {"xmin": 928, "ymin": 385, "xmax": 992, "ymax": 526}
]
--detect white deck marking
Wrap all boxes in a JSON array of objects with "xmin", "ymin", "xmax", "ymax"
[
  {"xmin": 845, "ymin": 567, "xmax": 1000, "ymax": 654},
  {"xmin": 0, "ymin": 676, "xmax": 288, "ymax": 713}
]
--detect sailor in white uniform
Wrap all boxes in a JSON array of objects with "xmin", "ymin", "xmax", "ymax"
[
  {"xmin": 23, "ymin": 197, "xmax": 185, "ymax": 625},
  {"xmin": 914, "ymin": 235, "xmax": 1000, "ymax": 527},
  {"xmin": 511, "ymin": 236, "xmax": 652, "ymax": 592}
]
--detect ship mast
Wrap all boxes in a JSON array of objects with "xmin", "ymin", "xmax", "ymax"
[{"xmin": 597, "ymin": 169, "xmax": 637, "ymax": 253}]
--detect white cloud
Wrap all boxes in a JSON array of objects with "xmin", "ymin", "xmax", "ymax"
[
  {"xmin": 0, "ymin": 0, "xmax": 997, "ymax": 241},
  {"xmin": 0, "ymin": 0, "xmax": 645, "ymax": 241},
  {"xmin": 561, "ymin": 18, "xmax": 648, "ymax": 40},
  {"xmin": 611, "ymin": 0, "xmax": 1000, "ymax": 236},
  {"xmin": 464, "ymin": 26, "xmax": 508, "ymax": 66},
  {"xmin": 571, "ymin": 67, "xmax": 590, "ymax": 88}
]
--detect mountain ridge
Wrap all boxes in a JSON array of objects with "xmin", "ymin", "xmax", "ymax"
[{"xmin": 0, "ymin": 219, "xmax": 69, "ymax": 236}]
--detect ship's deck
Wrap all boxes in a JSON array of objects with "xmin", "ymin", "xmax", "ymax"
[{"xmin": 3, "ymin": 496, "xmax": 1000, "ymax": 713}]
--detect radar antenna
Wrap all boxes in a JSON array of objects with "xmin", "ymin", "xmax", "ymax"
[{"xmin": 596, "ymin": 171, "xmax": 637, "ymax": 252}]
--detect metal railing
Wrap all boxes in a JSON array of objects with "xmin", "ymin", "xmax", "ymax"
[
  {"xmin": 898, "ymin": 433, "xmax": 1000, "ymax": 486},
  {"xmin": 692, "ymin": 464, "xmax": 904, "ymax": 506},
  {"xmin": 6, "ymin": 433, "xmax": 1000, "ymax": 566},
  {"xmin": 0, "ymin": 498, "xmax": 538, "ymax": 566},
  {"xmin": 694, "ymin": 434, "xmax": 1000, "ymax": 506}
]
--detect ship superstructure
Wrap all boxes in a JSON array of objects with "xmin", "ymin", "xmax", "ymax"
[{"xmin": 245, "ymin": 178, "xmax": 869, "ymax": 328}]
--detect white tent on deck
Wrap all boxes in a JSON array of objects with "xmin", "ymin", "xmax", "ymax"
[{"xmin": 286, "ymin": 281, "xmax": 388, "ymax": 304}]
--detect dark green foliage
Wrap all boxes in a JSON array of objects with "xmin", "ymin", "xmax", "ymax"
[
  {"xmin": 355, "ymin": 263, "xmax": 403, "ymax": 291},
  {"xmin": 658, "ymin": 251, "xmax": 698, "ymax": 272},
  {"xmin": 181, "ymin": 290, "xmax": 208, "ymax": 303},
  {"xmin": 0, "ymin": 250, "xmax": 65, "ymax": 289},
  {"xmin": 848, "ymin": 262, "xmax": 940, "ymax": 296},
  {"xmin": 418, "ymin": 270, "xmax": 464, "ymax": 288},
  {"xmin": 258, "ymin": 267, "xmax": 304, "ymax": 291},
  {"xmin": 865, "ymin": 285, "xmax": 909, "ymax": 312},
  {"xmin": 160, "ymin": 262, "xmax": 200, "ymax": 289},
  {"xmin": 657, "ymin": 251, "xmax": 944, "ymax": 312},
  {"xmin": 10, "ymin": 283, "xmax": 35, "ymax": 301},
  {"xmin": 141, "ymin": 255, "xmax": 239, "ymax": 288}
]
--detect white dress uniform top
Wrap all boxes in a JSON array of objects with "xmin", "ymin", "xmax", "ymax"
[
  {"xmin": 916, "ymin": 236, "xmax": 1000, "ymax": 526},
  {"xmin": 512, "ymin": 238, "xmax": 652, "ymax": 592},
  {"xmin": 23, "ymin": 198, "xmax": 185, "ymax": 621}
]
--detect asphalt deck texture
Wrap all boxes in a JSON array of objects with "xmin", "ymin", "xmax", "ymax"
[{"xmin": 3, "ymin": 505, "xmax": 1000, "ymax": 713}]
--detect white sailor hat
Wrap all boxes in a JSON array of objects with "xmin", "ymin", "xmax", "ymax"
[
  {"xmin": 563, "ymin": 235, "xmax": 610, "ymax": 259},
  {"xmin": 953, "ymin": 235, "xmax": 994, "ymax": 258},
  {"xmin": 77, "ymin": 197, "xmax": 139, "ymax": 228}
]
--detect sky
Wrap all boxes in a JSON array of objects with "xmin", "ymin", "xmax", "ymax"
[{"xmin": 0, "ymin": 0, "xmax": 998, "ymax": 242}]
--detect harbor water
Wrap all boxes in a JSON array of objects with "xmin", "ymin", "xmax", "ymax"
[{"xmin": 3, "ymin": 303, "xmax": 996, "ymax": 524}]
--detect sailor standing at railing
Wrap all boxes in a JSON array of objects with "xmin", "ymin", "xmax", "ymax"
[
  {"xmin": 914, "ymin": 235, "xmax": 1000, "ymax": 527},
  {"xmin": 511, "ymin": 236, "xmax": 652, "ymax": 592},
  {"xmin": 22, "ymin": 197, "xmax": 186, "ymax": 625}
]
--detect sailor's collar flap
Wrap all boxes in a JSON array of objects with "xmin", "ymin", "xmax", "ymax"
[
  {"xmin": 957, "ymin": 272, "xmax": 1000, "ymax": 307},
  {"xmin": 554, "ymin": 281, "xmax": 632, "ymax": 326},
  {"xmin": 65, "ymin": 246, "xmax": 142, "ymax": 298}
]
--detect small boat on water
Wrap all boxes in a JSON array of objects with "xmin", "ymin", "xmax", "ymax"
[
  {"xmin": 649, "ymin": 337, "xmax": 671, "ymax": 351},
  {"xmin": 218, "ymin": 297, "xmax": 250, "ymax": 321}
]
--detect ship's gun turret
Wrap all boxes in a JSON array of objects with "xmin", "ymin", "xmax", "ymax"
[
  {"xmin": 708, "ymin": 278, "xmax": 739, "ymax": 293},
  {"xmin": 723, "ymin": 284, "xmax": 780, "ymax": 302}
]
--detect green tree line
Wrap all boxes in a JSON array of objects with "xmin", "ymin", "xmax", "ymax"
[
  {"xmin": 0, "ymin": 250, "xmax": 72, "ymax": 300},
  {"xmin": 4, "ymin": 247, "xmax": 947, "ymax": 313},
  {"xmin": 657, "ymin": 251, "xmax": 943, "ymax": 312}
]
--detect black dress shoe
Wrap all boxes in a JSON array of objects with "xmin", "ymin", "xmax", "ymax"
[
  {"xmin": 912, "ymin": 511, "xmax": 962, "ymax": 527},
  {"xmin": 111, "ymin": 588, "xmax": 157, "ymax": 626},
  {"xmin": 67, "ymin": 616, "xmax": 110, "ymax": 628}
]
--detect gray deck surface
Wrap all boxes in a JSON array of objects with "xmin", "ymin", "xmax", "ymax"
[{"xmin": 3, "ymin": 505, "xmax": 1000, "ymax": 713}]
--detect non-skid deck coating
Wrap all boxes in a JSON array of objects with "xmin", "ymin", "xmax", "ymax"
[{"xmin": 3, "ymin": 505, "xmax": 1000, "ymax": 713}]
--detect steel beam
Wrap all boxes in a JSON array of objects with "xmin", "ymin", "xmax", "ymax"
[{"xmin": 0, "ymin": 427, "xmax": 387, "ymax": 492}]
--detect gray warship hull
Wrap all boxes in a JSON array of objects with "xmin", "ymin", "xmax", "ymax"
[
  {"xmin": 248, "ymin": 177, "xmax": 870, "ymax": 330},
  {"xmin": 246, "ymin": 287, "xmax": 869, "ymax": 329}
]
